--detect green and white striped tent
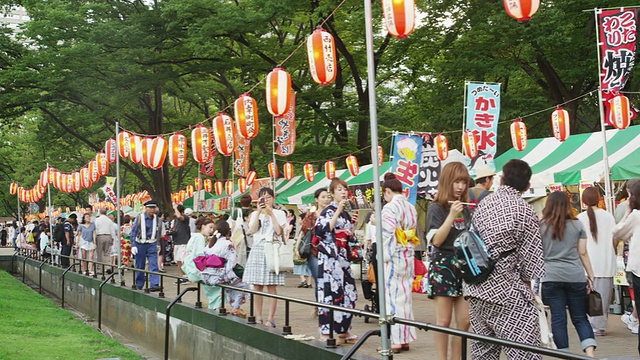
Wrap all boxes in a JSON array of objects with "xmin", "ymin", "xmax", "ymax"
[{"xmin": 494, "ymin": 124, "xmax": 640, "ymax": 187}]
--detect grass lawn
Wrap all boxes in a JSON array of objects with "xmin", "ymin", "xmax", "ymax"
[{"xmin": 0, "ymin": 270, "xmax": 142, "ymax": 360}]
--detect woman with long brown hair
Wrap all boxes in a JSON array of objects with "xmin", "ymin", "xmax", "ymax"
[
  {"xmin": 577, "ymin": 187, "xmax": 616, "ymax": 335},
  {"xmin": 426, "ymin": 162, "xmax": 471, "ymax": 360},
  {"xmin": 540, "ymin": 191, "xmax": 596, "ymax": 356}
]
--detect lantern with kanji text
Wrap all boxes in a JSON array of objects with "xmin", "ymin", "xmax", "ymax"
[
  {"xmin": 191, "ymin": 125, "xmax": 212, "ymax": 164},
  {"xmin": 382, "ymin": 0, "xmax": 415, "ymax": 39},
  {"xmin": 510, "ymin": 120, "xmax": 528, "ymax": 151},
  {"xmin": 609, "ymin": 94, "xmax": 632, "ymax": 130},
  {"xmin": 168, "ymin": 132, "xmax": 187, "ymax": 168},
  {"xmin": 307, "ymin": 28, "xmax": 337, "ymax": 86},
  {"xmin": 88, "ymin": 160, "xmax": 100, "ymax": 183},
  {"xmin": 105, "ymin": 138, "xmax": 117, "ymax": 164},
  {"xmin": 96, "ymin": 152, "xmax": 109, "ymax": 176},
  {"xmin": 503, "ymin": 0, "xmax": 539, "ymax": 21},
  {"xmin": 212, "ymin": 113, "xmax": 236, "ymax": 156},
  {"xmin": 118, "ymin": 131, "xmax": 131, "ymax": 159},
  {"xmin": 283, "ymin": 162, "xmax": 294, "ymax": 180},
  {"xmin": 80, "ymin": 167, "xmax": 92, "ymax": 189},
  {"xmin": 265, "ymin": 68, "xmax": 291, "ymax": 116},
  {"xmin": 268, "ymin": 161, "xmax": 278, "ymax": 179},
  {"xmin": 434, "ymin": 134, "xmax": 449, "ymax": 161},
  {"xmin": 325, "ymin": 160, "xmax": 336, "ymax": 179},
  {"xmin": 551, "ymin": 108, "xmax": 570, "ymax": 142},
  {"xmin": 462, "ymin": 131, "xmax": 478, "ymax": 159},
  {"xmin": 345, "ymin": 155, "xmax": 359, "ymax": 176},
  {"xmin": 234, "ymin": 94, "xmax": 259, "ymax": 140}
]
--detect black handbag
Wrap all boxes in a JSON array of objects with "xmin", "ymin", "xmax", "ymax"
[
  {"xmin": 586, "ymin": 290, "xmax": 603, "ymax": 317},
  {"xmin": 297, "ymin": 230, "xmax": 313, "ymax": 259}
]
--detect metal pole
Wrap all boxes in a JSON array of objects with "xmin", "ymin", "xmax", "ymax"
[
  {"xmin": 17, "ymin": 189, "xmax": 21, "ymax": 227},
  {"xmin": 364, "ymin": 0, "xmax": 390, "ymax": 357},
  {"xmin": 231, "ymin": 152, "xmax": 235, "ymax": 212},
  {"xmin": 47, "ymin": 164, "xmax": 53, "ymax": 247},
  {"xmin": 272, "ymin": 116, "xmax": 277, "ymax": 192},
  {"xmin": 116, "ymin": 122, "xmax": 122, "ymax": 284},
  {"xmin": 593, "ymin": 9, "xmax": 615, "ymax": 214}
]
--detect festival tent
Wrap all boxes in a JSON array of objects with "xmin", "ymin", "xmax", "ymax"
[
  {"xmin": 276, "ymin": 169, "xmax": 349, "ymax": 204},
  {"xmin": 493, "ymin": 124, "xmax": 640, "ymax": 187}
]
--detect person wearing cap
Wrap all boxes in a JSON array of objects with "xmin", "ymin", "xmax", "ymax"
[
  {"xmin": 61, "ymin": 213, "xmax": 78, "ymax": 267},
  {"xmin": 185, "ymin": 208, "xmax": 197, "ymax": 233},
  {"xmin": 130, "ymin": 200, "xmax": 163, "ymax": 291},
  {"xmin": 468, "ymin": 164, "xmax": 496, "ymax": 207}
]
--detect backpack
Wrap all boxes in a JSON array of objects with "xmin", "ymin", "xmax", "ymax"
[
  {"xmin": 453, "ymin": 225, "xmax": 514, "ymax": 284},
  {"xmin": 53, "ymin": 223, "xmax": 64, "ymax": 243}
]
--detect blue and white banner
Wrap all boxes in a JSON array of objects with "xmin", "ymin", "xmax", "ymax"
[
  {"xmin": 391, "ymin": 134, "xmax": 423, "ymax": 205},
  {"xmin": 464, "ymin": 82, "xmax": 500, "ymax": 172}
]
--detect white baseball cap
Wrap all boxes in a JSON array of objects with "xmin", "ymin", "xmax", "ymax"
[{"xmin": 184, "ymin": 208, "xmax": 194, "ymax": 216}]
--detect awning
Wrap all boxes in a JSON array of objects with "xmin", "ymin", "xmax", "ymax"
[{"xmin": 494, "ymin": 124, "xmax": 640, "ymax": 186}]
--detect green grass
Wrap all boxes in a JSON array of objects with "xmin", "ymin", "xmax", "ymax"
[{"xmin": 0, "ymin": 271, "xmax": 142, "ymax": 360}]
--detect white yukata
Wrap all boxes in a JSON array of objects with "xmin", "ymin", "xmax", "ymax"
[
  {"xmin": 381, "ymin": 193, "xmax": 417, "ymax": 345},
  {"xmin": 200, "ymin": 236, "xmax": 250, "ymax": 310}
]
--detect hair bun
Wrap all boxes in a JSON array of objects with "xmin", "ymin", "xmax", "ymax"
[{"xmin": 383, "ymin": 173, "xmax": 397, "ymax": 181}]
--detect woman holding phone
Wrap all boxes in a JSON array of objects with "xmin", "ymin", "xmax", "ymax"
[{"xmin": 243, "ymin": 187, "xmax": 287, "ymax": 328}]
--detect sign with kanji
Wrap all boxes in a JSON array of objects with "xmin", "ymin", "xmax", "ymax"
[
  {"xmin": 464, "ymin": 82, "xmax": 500, "ymax": 172},
  {"xmin": 233, "ymin": 135, "xmax": 250, "ymax": 177},
  {"xmin": 391, "ymin": 134, "xmax": 422, "ymax": 205},
  {"xmin": 598, "ymin": 8, "xmax": 637, "ymax": 125},
  {"xmin": 274, "ymin": 93, "xmax": 296, "ymax": 156},
  {"xmin": 417, "ymin": 134, "xmax": 440, "ymax": 201},
  {"xmin": 200, "ymin": 149, "xmax": 216, "ymax": 177}
]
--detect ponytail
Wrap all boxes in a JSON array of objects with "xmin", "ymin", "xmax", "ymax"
[
  {"xmin": 586, "ymin": 206, "xmax": 598, "ymax": 242},
  {"xmin": 581, "ymin": 187, "xmax": 599, "ymax": 242}
]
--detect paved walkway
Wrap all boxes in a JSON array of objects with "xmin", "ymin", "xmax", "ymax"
[{"xmin": 3, "ymin": 247, "xmax": 638, "ymax": 359}]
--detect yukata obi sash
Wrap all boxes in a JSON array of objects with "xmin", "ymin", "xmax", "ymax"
[{"xmin": 395, "ymin": 227, "xmax": 419, "ymax": 246}]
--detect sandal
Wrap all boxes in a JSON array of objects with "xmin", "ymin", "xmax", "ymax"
[
  {"xmin": 401, "ymin": 344, "xmax": 410, "ymax": 351},
  {"xmin": 265, "ymin": 319, "xmax": 276, "ymax": 328},
  {"xmin": 255, "ymin": 318, "xmax": 264, "ymax": 325},
  {"xmin": 376, "ymin": 346, "xmax": 401, "ymax": 353},
  {"xmin": 338, "ymin": 334, "xmax": 359, "ymax": 344},
  {"xmin": 230, "ymin": 308, "xmax": 247, "ymax": 318}
]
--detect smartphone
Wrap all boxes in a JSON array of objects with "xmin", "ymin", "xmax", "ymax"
[{"xmin": 258, "ymin": 198, "xmax": 265, "ymax": 207}]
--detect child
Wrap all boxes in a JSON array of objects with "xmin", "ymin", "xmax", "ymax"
[{"xmin": 200, "ymin": 220, "xmax": 250, "ymax": 317}]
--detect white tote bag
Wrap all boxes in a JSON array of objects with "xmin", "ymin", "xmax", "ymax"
[
  {"xmin": 534, "ymin": 296, "xmax": 556, "ymax": 349},
  {"xmin": 264, "ymin": 239, "xmax": 294, "ymax": 275}
]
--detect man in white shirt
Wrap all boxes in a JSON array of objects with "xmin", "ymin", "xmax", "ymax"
[
  {"xmin": 94, "ymin": 209, "xmax": 114, "ymax": 272},
  {"xmin": 185, "ymin": 208, "xmax": 197, "ymax": 234},
  {"xmin": 39, "ymin": 227, "xmax": 51, "ymax": 260}
]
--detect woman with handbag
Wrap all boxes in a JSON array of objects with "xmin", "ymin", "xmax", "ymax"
[
  {"xmin": 379, "ymin": 173, "xmax": 418, "ymax": 353},
  {"xmin": 243, "ymin": 187, "xmax": 287, "ymax": 328},
  {"xmin": 181, "ymin": 217, "xmax": 221, "ymax": 310},
  {"xmin": 315, "ymin": 178, "xmax": 358, "ymax": 343},
  {"xmin": 540, "ymin": 191, "xmax": 596, "ymax": 357}
]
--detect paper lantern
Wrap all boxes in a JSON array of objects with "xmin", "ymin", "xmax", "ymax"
[
  {"xmin": 307, "ymin": 28, "xmax": 337, "ymax": 86},
  {"xmin": 303, "ymin": 163, "xmax": 315, "ymax": 182},
  {"xmin": 345, "ymin": 155, "xmax": 359, "ymax": 176},
  {"xmin": 48, "ymin": 167, "xmax": 56, "ymax": 183},
  {"xmin": 246, "ymin": 170, "xmax": 257, "ymax": 185},
  {"xmin": 88, "ymin": 160, "xmax": 100, "ymax": 183},
  {"xmin": 186, "ymin": 185, "xmax": 194, "ymax": 198},
  {"xmin": 510, "ymin": 120, "xmax": 528, "ymax": 151},
  {"xmin": 234, "ymin": 94, "xmax": 259, "ymax": 140},
  {"xmin": 325, "ymin": 160, "xmax": 336, "ymax": 179},
  {"xmin": 129, "ymin": 135, "xmax": 143, "ymax": 164},
  {"xmin": 72, "ymin": 171, "xmax": 82, "ymax": 192},
  {"xmin": 378, "ymin": 146, "xmax": 384, "ymax": 166},
  {"xmin": 191, "ymin": 125, "xmax": 212, "ymax": 164},
  {"xmin": 212, "ymin": 113, "xmax": 236, "ymax": 156},
  {"xmin": 168, "ymin": 132, "xmax": 187, "ymax": 168},
  {"xmin": 434, "ymin": 134, "xmax": 449, "ymax": 161},
  {"xmin": 195, "ymin": 178, "xmax": 202, "ymax": 191},
  {"xmin": 265, "ymin": 68, "xmax": 291, "ymax": 116},
  {"xmin": 9, "ymin": 182, "xmax": 17, "ymax": 195},
  {"xmin": 118, "ymin": 131, "xmax": 131, "ymax": 158},
  {"xmin": 551, "ymin": 108, "xmax": 570, "ymax": 142},
  {"xmin": 105, "ymin": 138, "xmax": 117, "ymax": 164},
  {"xmin": 80, "ymin": 167, "xmax": 92, "ymax": 189},
  {"xmin": 503, "ymin": 0, "xmax": 539, "ymax": 21},
  {"xmin": 140, "ymin": 138, "xmax": 152, "ymax": 168},
  {"xmin": 65, "ymin": 174, "xmax": 73, "ymax": 193},
  {"xmin": 225, "ymin": 180, "xmax": 234, "ymax": 196},
  {"xmin": 382, "ymin": 0, "xmax": 415, "ymax": 38},
  {"xmin": 39, "ymin": 169, "xmax": 49, "ymax": 187},
  {"xmin": 214, "ymin": 181, "xmax": 223, "ymax": 196},
  {"xmin": 53, "ymin": 171, "xmax": 62, "ymax": 189},
  {"xmin": 238, "ymin": 178, "xmax": 247, "ymax": 193},
  {"xmin": 283, "ymin": 162, "xmax": 294, "ymax": 180},
  {"xmin": 147, "ymin": 137, "xmax": 168, "ymax": 169},
  {"xmin": 462, "ymin": 130, "xmax": 478, "ymax": 159},
  {"xmin": 96, "ymin": 152, "xmax": 109, "ymax": 176},
  {"xmin": 178, "ymin": 190, "xmax": 186, "ymax": 203},
  {"xmin": 268, "ymin": 161, "xmax": 278, "ymax": 179},
  {"xmin": 203, "ymin": 179, "xmax": 212, "ymax": 193},
  {"xmin": 609, "ymin": 94, "xmax": 632, "ymax": 130}
]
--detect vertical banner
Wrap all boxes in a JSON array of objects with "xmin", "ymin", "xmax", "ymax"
[
  {"xmin": 249, "ymin": 178, "xmax": 273, "ymax": 201},
  {"xmin": 464, "ymin": 82, "xmax": 500, "ymax": 171},
  {"xmin": 579, "ymin": 180, "xmax": 592, "ymax": 210},
  {"xmin": 598, "ymin": 8, "xmax": 638, "ymax": 124},
  {"xmin": 200, "ymin": 149, "xmax": 216, "ymax": 177},
  {"xmin": 101, "ymin": 176, "xmax": 117, "ymax": 205},
  {"xmin": 391, "ymin": 134, "xmax": 422, "ymax": 205},
  {"xmin": 233, "ymin": 135, "xmax": 250, "ymax": 177},
  {"xmin": 274, "ymin": 93, "xmax": 296, "ymax": 156},
  {"xmin": 417, "ymin": 134, "xmax": 441, "ymax": 200}
]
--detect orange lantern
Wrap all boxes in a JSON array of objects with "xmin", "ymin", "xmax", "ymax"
[
  {"xmin": 129, "ymin": 135, "xmax": 143, "ymax": 164},
  {"xmin": 48, "ymin": 167, "xmax": 56, "ymax": 183},
  {"xmin": 268, "ymin": 161, "xmax": 278, "ymax": 179},
  {"xmin": 214, "ymin": 181, "xmax": 223, "ymax": 196},
  {"xmin": 80, "ymin": 167, "xmax": 92, "ymax": 189},
  {"xmin": 168, "ymin": 132, "xmax": 187, "ymax": 168},
  {"xmin": 53, "ymin": 170, "xmax": 62, "ymax": 189},
  {"xmin": 96, "ymin": 152, "xmax": 109, "ymax": 176},
  {"xmin": 382, "ymin": 0, "xmax": 415, "ymax": 39},
  {"xmin": 195, "ymin": 178, "xmax": 202, "ymax": 191},
  {"xmin": 72, "ymin": 171, "xmax": 81, "ymax": 192},
  {"xmin": 191, "ymin": 125, "xmax": 212, "ymax": 164},
  {"xmin": 203, "ymin": 179, "xmax": 212, "ymax": 193},
  {"xmin": 212, "ymin": 112, "xmax": 236, "ymax": 156},
  {"xmin": 39, "ymin": 169, "xmax": 49, "ymax": 188},
  {"xmin": 510, "ymin": 120, "xmax": 528, "ymax": 151},
  {"xmin": 325, "ymin": 160, "xmax": 336, "ymax": 179},
  {"xmin": 147, "ymin": 137, "xmax": 168, "ymax": 170},
  {"xmin": 234, "ymin": 94, "xmax": 259, "ymax": 140},
  {"xmin": 246, "ymin": 170, "xmax": 257, "ymax": 185},
  {"xmin": 105, "ymin": 138, "xmax": 117, "ymax": 164},
  {"xmin": 88, "ymin": 160, "xmax": 99, "ymax": 183},
  {"xmin": 238, "ymin": 177, "xmax": 247, "ymax": 193},
  {"xmin": 434, "ymin": 134, "xmax": 449, "ymax": 161},
  {"xmin": 9, "ymin": 182, "xmax": 17, "ymax": 195},
  {"xmin": 65, "ymin": 174, "xmax": 73, "ymax": 193},
  {"xmin": 378, "ymin": 145, "xmax": 384, "ymax": 166},
  {"xmin": 551, "ymin": 108, "xmax": 570, "ymax": 142},
  {"xmin": 225, "ymin": 180, "xmax": 234, "ymax": 195},
  {"xmin": 503, "ymin": 0, "xmax": 539, "ymax": 21},
  {"xmin": 118, "ymin": 131, "xmax": 131, "ymax": 159},
  {"xmin": 345, "ymin": 155, "xmax": 359, "ymax": 176},
  {"xmin": 609, "ymin": 94, "xmax": 632, "ymax": 130},
  {"xmin": 140, "ymin": 137, "xmax": 152, "ymax": 168},
  {"xmin": 462, "ymin": 130, "xmax": 478, "ymax": 159},
  {"xmin": 283, "ymin": 162, "xmax": 294, "ymax": 180},
  {"xmin": 186, "ymin": 184, "xmax": 194, "ymax": 198},
  {"xmin": 307, "ymin": 28, "xmax": 337, "ymax": 86},
  {"xmin": 265, "ymin": 67, "xmax": 291, "ymax": 116},
  {"xmin": 303, "ymin": 163, "xmax": 315, "ymax": 182},
  {"xmin": 178, "ymin": 190, "xmax": 186, "ymax": 203}
]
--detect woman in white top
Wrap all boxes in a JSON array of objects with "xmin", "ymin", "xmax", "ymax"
[
  {"xmin": 243, "ymin": 187, "xmax": 287, "ymax": 328},
  {"xmin": 577, "ymin": 187, "xmax": 617, "ymax": 335},
  {"xmin": 613, "ymin": 181, "xmax": 640, "ymax": 354}
]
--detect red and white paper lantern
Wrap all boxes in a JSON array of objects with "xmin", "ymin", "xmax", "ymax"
[
  {"xmin": 105, "ymin": 138, "xmax": 117, "ymax": 164},
  {"xmin": 238, "ymin": 178, "xmax": 247, "ymax": 193},
  {"xmin": 609, "ymin": 94, "xmax": 632, "ymax": 130},
  {"xmin": 234, "ymin": 94, "xmax": 259, "ymax": 140},
  {"xmin": 551, "ymin": 108, "xmax": 570, "ymax": 142},
  {"xmin": 72, "ymin": 171, "xmax": 82, "ymax": 192},
  {"xmin": 307, "ymin": 28, "xmax": 337, "ymax": 86},
  {"xmin": 462, "ymin": 130, "xmax": 478, "ymax": 159},
  {"xmin": 378, "ymin": 146, "xmax": 384, "ymax": 166},
  {"xmin": 118, "ymin": 131, "xmax": 131, "ymax": 159},
  {"xmin": 147, "ymin": 137, "xmax": 168, "ymax": 169},
  {"xmin": 191, "ymin": 125, "xmax": 212, "ymax": 164},
  {"xmin": 214, "ymin": 181, "xmax": 223, "ymax": 196},
  {"xmin": 434, "ymin": 134, "xmax": 449, "ymax": 161},
  {"xmin": 503, "ymin": 0, "xmax": 539, "ymax": 21},
  {"xmin": 382, "ymin": 0, "xmax": 415, "ymax": 39},
  {"xmin": 225, "ymin": 180, "xmax": 234, "ymax": 196},
  {"xmin": 510, "ymin": 120, "xmax": 528, "ymax": 151},
  {"xmin": 195, "ymin": 178, "xmax": 202, "ymax": 191},
  {"xmin": 140, "ymin": 138, "xmax": 153, "ymax": 168},
  {"xmin": 203, "ymin": 179, "xmax": 212, "ymax": 193},
  {"xmin": 212, "ymin": 113, "xmax": 236, "ymax": 156},
  {"xmin": 9, "ymin": 182, "xmax": 17, "ymax": 195},
  {"xmin": 345, "ymin": 155, "xmax": 359, "ymax": 176},
  {"xmin": 80, "ymin": 167, "xmax": 92, "ymax": 189},
  {"xmin": 268, "ymin": 162, "xmax": 278, "ymax": 179},
  {"xmin": 325, "ymin": 160, "xmax": 336, "ymax": 179},
  {"xmin": 283, "ymin": 162, "xmax": 294, "ymax": 180},
  {"xmin": 246, "ymin": 171, "xmax": 257, "ymax": 186},
  {"xmin": 96, "ymin": 152, "xmax": 109, "ymax": 176},
  {"xmin": 129, "ymin": 135, "xmax": 143, "ymax": 164},
  {"xmin": 186, "ymin": 184, "xmax": 194, "ymax": 198},
  {"xmin": 88, "ymin": 160, "xmax": 100, "ymax": 183},
  {"xmin": 304, "ymin": 163, "xmax": 315, "ymax": 183},
  {"xmin": 168, "ymin": 132, "xmax": 187, "ymax": 168},
  {"xmin": 265, "ymin": 68, "xmax": 291, "ymax": 117}
]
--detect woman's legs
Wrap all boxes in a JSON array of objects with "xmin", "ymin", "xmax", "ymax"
[
  {"xmin": 434, "ymin": 296, "xmax": 455, "ymax": 360},
  {"xmin": 566, "ymin": 282, "xmax": 596, "ymax": 356},
  {"xmin": 253, "ymin": 284, "xmax": 264, "ymax": 321},
  {"xmin": 81, "ymin": 248, "xmax": 87, "ymax": 273},
  {"xmin": 542, "ymin": 282, "xmax": 570, "ymax": 350},
  {"xmin": 266, "ymin": 284, "xmax": 278, "ymax": 324},
  {"xmin": 87, "ymin": 249, "xmax": 95, "ymax": 273},
  {"xmin": 450, "ymin": 296, "xmax": 470, "ymax": 359}
]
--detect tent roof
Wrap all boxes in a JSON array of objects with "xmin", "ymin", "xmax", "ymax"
[{"xmin": 494, "ymin": 124, "xmax": 640, "ymax": 186}]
